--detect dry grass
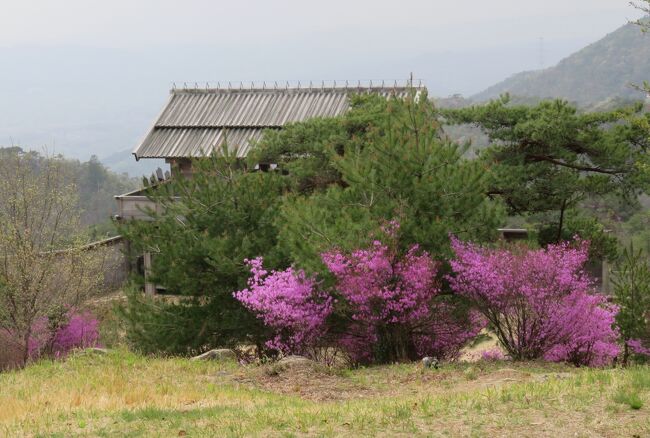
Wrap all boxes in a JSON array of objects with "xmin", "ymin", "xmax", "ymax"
[{"xmin": 0, "ymin": 349, "xmax": 648, "ymax": 437}]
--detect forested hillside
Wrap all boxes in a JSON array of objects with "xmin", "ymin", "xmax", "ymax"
[
  {"xmin": 0, "ymin": 147, "xmax": 139, "ymax": 235},
  {"xmin": 474, "ymin": 22, "xmax": 650, "ymax": 105}
]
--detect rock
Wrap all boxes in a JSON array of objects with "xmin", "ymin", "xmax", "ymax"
[
  {"xmin": 267, "ymin": 355, "xmax": 318, "ymax": 374},
  {"xmin": 421, "ymin": 356, "xmax": 439, "ymax": 369},
  {"xmin": 76, "ymin": 347, "xmax": 109, "ymax": 355},
  {"xmin": 534, "ymin": 372, "xmax": 574, "ymax": 382},
  {"xmin": 277, "ymin": 355, "xmax": 314, "ymax": 367},
  {"xmin": 190, "ymin": 349, "xmax": 237, "ymax": 362}
]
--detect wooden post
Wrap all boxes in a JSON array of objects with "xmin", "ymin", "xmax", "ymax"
[
  {"xmin": 602, "ymin": 259, "xmax": 610, "ymax": 295},
  {"xmin": 143, "ymin": 252, "xmax": 156, "ymax": 295}
]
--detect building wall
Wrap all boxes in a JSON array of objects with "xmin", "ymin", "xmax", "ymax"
[
  {"xmin": 167, "ymin": 158, "xmax": 193, "ymax": 178},
  {"xmin": 97, "ymin": 240, "xmax": 130, "ymax": 292}
]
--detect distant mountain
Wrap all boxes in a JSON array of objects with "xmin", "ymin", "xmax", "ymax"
[
  {"xmin": 474, "ymin": 22, "xmax": 650, "ymax": 105},
  {"xmin": 101, "ymin": 148, "xmax": 164, "ymax": 179}
]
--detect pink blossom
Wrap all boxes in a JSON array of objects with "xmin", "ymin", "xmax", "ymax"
[
  {"xmin": 234, "ymin": 257, "xmax": 333, "ymax": 354},
  {"xmin": 542, "ymin": 293, "xmax": 620, "ymax": 366},
  {"xmin": 28, "ymin": 310, "xmax": 100, "ymax": 359},
  {"xmin": 322, "ymin": 243, "xmax": 437, "ymax": 325},
  {"xmin": 449, "ymin": 237, "xmax": 620, "ymax": 366},
  {"xmin": 235, "ymin": 232, "xmax": 483, "ymax": 364},
  {"xmin": 323, "ymin": 240, "xmax": 483, "ymax": 363},
  {"xmin": 481, "ymin": 348, "xmax": 507, "ymax": 361},
  {"xmin": 627, "ymin": 339, "xmax": 650, "ymax": 357}
]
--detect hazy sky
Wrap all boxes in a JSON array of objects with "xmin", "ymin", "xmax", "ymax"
[
  {"xmin": 0, "ymin": 0, "xmax": 646, "ymax": 167},
  {"xmin": 0, "ymin": 0, "xmax": 643, "ymax": 51}
]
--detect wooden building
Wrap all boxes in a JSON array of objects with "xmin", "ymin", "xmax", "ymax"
[{"xmin": 115, "ymin": 82, "xmax": 423, "ymax": 293}]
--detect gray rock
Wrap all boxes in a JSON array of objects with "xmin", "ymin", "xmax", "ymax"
[
  {"xmin": 190, "ymin": 348, "xmax": 237, "ymax": 362},
  {"xmin": 268, "ymin": 355, "xmax": 318, "ymax": 373},
  {"xmin": 422, "ymin": 356, "xmax": 439, "ymax": 369},
  {"xmin": 277, "ymin": 355, "xmax": 314, "ymax": 366},
  {"xmin": 76, "ymin": 347, "xmax": 109, "ymax": 355}
]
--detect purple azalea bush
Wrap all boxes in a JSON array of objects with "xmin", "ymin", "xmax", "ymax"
[
  {"xmin": 481, "ymin": 348, "xmax": 507, "ymax": 362},
  {"xmin": 236, "ymin": 228, "xmax": 482, "ymax": 364},
  {"xmin": 322, "ymin": 240, "xmax": 482, "ymax": 363},
  {"xmin": 449, "ymin": 237, "xmax": 620, "ymax": 366},
  {"xmin": 28, "ymin": 310, "xmax": 100, "ymax": 359},
  {"xmin": 627, "ymin": 339, "xmax": 650, "ymax": 357},
  {"xmin": 235, "ymin": 226, "xmax": 623, "ymax": 367},
  {"xmin": 234, "ymin": 257, "xmax": 333, "ymax": 355}
]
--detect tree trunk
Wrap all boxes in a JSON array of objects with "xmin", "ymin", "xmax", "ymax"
[
  {"xmin": 557, "ymin": 199, "xmax": 567, "ymax": 242},
  {"xmin": 21, "ymin": 328, "xmax": 32, "ymax": 367}
]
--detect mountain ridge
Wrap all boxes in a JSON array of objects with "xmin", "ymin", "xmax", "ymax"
[{"xmin": 473, "ymin": 21, "xmax": 650, "ymax": 105}]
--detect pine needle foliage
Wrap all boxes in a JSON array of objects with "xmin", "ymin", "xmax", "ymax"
[
  {"xmin": 278, "ymin": 90, "xmax": 504, "ymax": 272},
  {"xmin": 118, "ymin": 146, "xmax": 289, "ymax": 355}
]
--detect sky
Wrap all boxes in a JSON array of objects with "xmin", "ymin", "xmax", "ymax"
[
  {"xmin": 0, "ymin": 0, "xmax": 642, "ymax": 51},
  {"xmin": 0, "ymin": 0, "xmax": 645, "ymax": 171}
]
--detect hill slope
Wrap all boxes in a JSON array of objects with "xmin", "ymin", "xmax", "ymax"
[{"xmin": 474, "ymin": 22, "xmax": 650, "ymax": 104}]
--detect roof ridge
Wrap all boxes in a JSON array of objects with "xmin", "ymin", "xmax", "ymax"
[
  {"xmin": 170, "ymin": 86, "xmax": 422, "ymax": 95},
  {"xmin": 170, "ymin": 80, "xmax": 425, "ymax": 93}
]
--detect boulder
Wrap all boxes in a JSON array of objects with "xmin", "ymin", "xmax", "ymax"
[
  {"xmin": 278, "ymin": 354, "xmax": 314, "ymax": 365},
  {"xmin": 277, "ymin": 355, "xmax": 314, "ymax": 367},
  {"xmin": 190, "ymin": 348, "xmax": 237, "ymax": 362},
  {"xmin": 269, "ymin": 355, "xmax": 318, "ymax": 373},
  {"xmin": 421, "ymin": 356, "xmax": 439, "ymax": 369}
]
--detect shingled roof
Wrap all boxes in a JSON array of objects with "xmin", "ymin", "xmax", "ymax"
[{"xmin": 133, "ymin": 85, "xmax": 421, "ymax": 160}]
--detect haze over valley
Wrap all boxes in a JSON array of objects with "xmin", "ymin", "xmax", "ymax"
[{"xmin": 0, "ymin": 1, "xmax": 645, "ymax": 175}]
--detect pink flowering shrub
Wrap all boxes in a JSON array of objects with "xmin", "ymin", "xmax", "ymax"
[
  {"xmin": 324, "ymin": 239, "xmax": 483, "ymax": 364},
  {"xmin": 322, "ymin": 242, "xmax": 435, "ymax": 325},
  {"xmin": 28, "ymin": 310, "xmax": 100, "ymax": 359},
  {"xmin": 412, "ymin": 303, "xmax": 485, "ymax": 362},
  {"xmin": 449, "ymin": 237, "xmax": 620, "ymax": 366},
  {"xmin": 481, "ymin": 348, "xmax": 507, "ymax": 361},
  {"xmin": 234, "ymin": 257, "xmax": 333, "ymax": 355},
  {"xmin": 627, "ymin": 339, "xmax": 650, "ymax": 357},
  {"xmin": 542, "ymin": 293, "xmax": 619, "ymax": 366},
  {"xmin": 236, "ymin": 224, "xmax": 483, "ymax": 365}
]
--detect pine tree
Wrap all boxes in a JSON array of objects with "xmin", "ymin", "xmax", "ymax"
[
  {"xmin": 444, "ymin": 97, "xmax": 650, "ymax": 255},
  {"xmin": 278, "ymin": 90, "xmax": 504, "ymax": 271},
  {"xmin": 611, "ymin": 244, "xmax": 650, "ymax": 364},
  {"xmin": 118, "ymin": 148, "xmax": 288, "ymax": 355},
  {"xmin": 250, "ymin": 94, "xmax": 392, "ymax": 194}
]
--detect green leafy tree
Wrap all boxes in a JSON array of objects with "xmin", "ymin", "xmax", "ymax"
[
  {"xmin": 611, "ymin": 244, "xmax": 650, "ymax": 364},
  {"xmin": 0, "ymin": 147, "xmax": 138, "ymax": 234},
  {"xmin": 537, "ymin": 214, "xmax": 618, "ymax": 262},
  {"xmin": 623, "ymin": 208, "xmax": 650, "ymax": 254},
  {"xmin": 117, "ymin": 148, "xmax": 288, "ymax": 355},
  {"xmin": 0, "ymin": 150, "xmax": 103, "ymax": 365}
]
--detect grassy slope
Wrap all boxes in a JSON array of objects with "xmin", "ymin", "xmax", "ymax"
[{"xmin": 0, "ymin": 350, "xmax": 648, "ymax": 437}]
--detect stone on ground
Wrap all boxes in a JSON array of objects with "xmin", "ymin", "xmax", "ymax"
[{"xmin": 191, "ymin": 349, "xmax": 237, "ymax": 362}]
